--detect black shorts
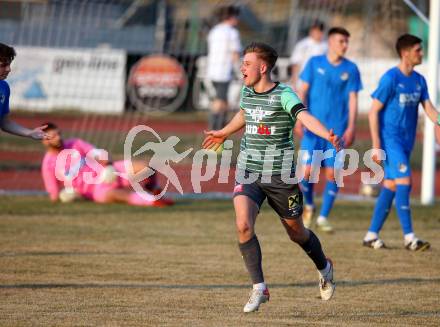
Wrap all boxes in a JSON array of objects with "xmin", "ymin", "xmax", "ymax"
[
  {"xmin": 210, "ymin": 81, "xmax": 229, "ymax": 101},
  {"xmin": 233, "ymin": 170, "xmax": 303, "ymax": 219}
]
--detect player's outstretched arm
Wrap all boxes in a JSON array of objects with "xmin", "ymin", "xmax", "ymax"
[
  {"xmin": 0, "ymin": 117, "xmax": 50, "ymax": 140},
  {"xmin": 422, "ymin": 100, "xmax": 440, "ymax": 145},
  {"xmin": 202, "ymin": 109, "xmax": 245, "ymax": 150},
  {"xmin": 422, "ymin": 99, "xmax": 440, "ymax": 126},
  {"xmin": 297, "ymin": 110, "xmax": 341, "ymax": 151},
  {"xmin": 368, "ymin": 99, "xmax": 384, "ymax": 163},
  {"xmin": 294, "ymin": 82, "xmax": 310, "ymax": 138}
]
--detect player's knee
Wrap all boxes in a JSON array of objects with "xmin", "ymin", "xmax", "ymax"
[
  {"xmin": 302, "ymin": 166, "xmax": 312, "ymax": 180},
  {"xmin": 287, "ymin": 230, "xmax": 304, "ymax": 243},
  {"xmin": 395, "ymin": 177, "xmax": 411, "ymax": 186},
  {"xmin": 325, "ymin": 168, "xmax": 335, "ymax": 181},
  {"xmin": 285, "ymin": 224, "xmax": 307, "ymax": 244},
  {"xmin": 383, "ymin": 179, "xmax": 396, "ymax": 191},
  {"xmin": 236, "ymin": 221, "xmax": 253, "ymax": 237}
]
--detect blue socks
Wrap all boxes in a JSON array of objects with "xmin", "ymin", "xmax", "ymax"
[
  {"xmin": 368, "ymin": 187, "xmax": 395, "ymax": 233},
  {"xmin": 300, "ymin": 179, "xmax": 314, "ymax": 206},
  {"xmin": 319, "ymin": 181, "xmax": 339, "ymax": 218},
  {"xmin": 395, "ymin": 184, "xmax": 413, "ymax": 235}
]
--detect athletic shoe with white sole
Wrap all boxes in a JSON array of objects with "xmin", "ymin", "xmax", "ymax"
[
  {"xmin": 316, "ymin": 218, "xmax": 334, "ymax": 233},
  {"xmin": 405, "ymin": 238, "xmax": 430, "ymax": 251},
  {"xmin": 363, "ymin": 238, "xmax": 386, "ymax": 249},
  {"xmin": 302, "ymin": 206, "xmax": 315, "ymax": 228},
  {"xmin": 243, "ymin": 288, "xmax": 270, "ymax": 313},
  {"xmin": 319, "ymin": 259, "xmax": 335, "ymax": 301}
]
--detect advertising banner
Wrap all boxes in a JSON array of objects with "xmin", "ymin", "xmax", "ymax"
[
  {"xmin": 8, "ymin": 46, "xmax": 126, "ymax": 113},
  {"xmin": 127, "ymin": 54, "xmax": 188, "ymax": 114}
]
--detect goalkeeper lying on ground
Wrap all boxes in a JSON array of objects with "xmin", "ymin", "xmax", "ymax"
[{"xmin": 40, "ymin": 122, "xmax": 173, "ymax": 207}]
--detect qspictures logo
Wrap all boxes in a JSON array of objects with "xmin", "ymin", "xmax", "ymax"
[{"xmin": 54, "ymin": 125, "xmax": 387, "ymax": 202}]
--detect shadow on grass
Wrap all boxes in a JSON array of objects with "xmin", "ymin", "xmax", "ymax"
[{"xmin": 2, "ymin": 277, "xmax": 440, "ymax": 290}]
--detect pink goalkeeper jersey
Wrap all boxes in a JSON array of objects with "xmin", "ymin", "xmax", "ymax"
[{"xmin": 42, "ymin": 138, "xmax": 99, "ymax": 200}]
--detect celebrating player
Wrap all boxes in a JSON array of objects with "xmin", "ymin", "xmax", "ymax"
[
  {"xmin": 0, "ymin": 43, "xmax": 50, "ymax": 140},
  {"xmin": 41, "ymin": 123, "xmax": 173, "ymax": 207},
  {"xmin": 363, "ymin": 34, "xmax": 440, "ymax": 251},
  {"xmin": 203, "ymin": 42, "xmax": 340, "ymax": 312},
  {"xmin": 297, "ymin": 27, "xmax": 362, "ymax": 232}
]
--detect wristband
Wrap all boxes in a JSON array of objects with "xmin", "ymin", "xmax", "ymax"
[{"xmin": 437, "ymin": 113, "xmax": 440, "ymax": 126}]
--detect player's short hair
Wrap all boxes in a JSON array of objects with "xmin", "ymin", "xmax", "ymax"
[
  {"xmin": 42, "ymin": 122, "xmax": 58, "ymax": 132},
  {"xmin": 243, "ymin": 42, "xmax": 278, "ymax": 71},
  {"xmin": 328, "ymin": 27, "xmax": 350, "ymax": 38},
  {"xmin": 217, "ymin": 5, "xmax": 240, "ymax": 21},
  {"xmin": 310, "ymin": 20, "xmax": 325, "ymax": 31},
  {"xmin": 0, "ymin": 43, "xmax": 16, "ymax": 63},
  {"xmin": 395, "ymin": 34, "xmax": 422, "ymax": 57}
]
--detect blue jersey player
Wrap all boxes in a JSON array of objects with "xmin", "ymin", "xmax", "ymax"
[
  {"xmin": 298, "ymin": 27, "xmax": 362, "ymax": 232},
  {"xmin": 0, "ymin": 43, "xmax": 49, "ymax": 140},
  {"xmin": 363, "ymin": 34, "xmax": 440, "ymax": 251}
]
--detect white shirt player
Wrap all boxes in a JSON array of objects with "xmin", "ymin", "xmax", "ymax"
[
  {"xmin": 290, "ymin": 36, "xmax": 327, "ymax": 89},
  {"xmin": 207, "ymin": 22, "xmax": 241, "ymax": 82}
]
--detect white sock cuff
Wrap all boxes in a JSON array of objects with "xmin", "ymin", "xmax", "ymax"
[
  {"xmin": 404, "ymin": 233, "xmax": 415, "ymax": 244},
  {"xmin": 364, "ymin": 231, "xmax": 379, "ymax": 242},
  {"xmin": 253, "ymin": 282, "xmax": 266, "ymax": 290}
]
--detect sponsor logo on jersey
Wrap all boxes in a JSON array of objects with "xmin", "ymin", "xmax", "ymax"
[
  {"xmin": 268, "ymin": 95, "xmax": 277, "ymax": 105},
  {"xmin": 399, "ymin": 92, "xmax": 421, "ymax": 107},
  {"xmin": 398, "ymin": 83, "xmax": 405, "ymax": 89},
  {"xmin": 398, "ymin": 163, "xmax": 408, "ymax": 173},
  {"xmin": 247, "ymin": 106, "xmax": 275, "ymax": 123},
  {"xmin": 317, "ymin": 67, "xmax": 325, "ymax": 75},
  {"xmin": 340, "ymin": 72, "xmax": 349, "ymax": 81},
  {"xmin": 246, "ymin": 124, "xmax": 276, "ymax": 135}
]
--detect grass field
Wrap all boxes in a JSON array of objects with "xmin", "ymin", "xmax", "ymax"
[{"xmin": 1, "ymin": 196, "xmax": 439, "ymax": 326}]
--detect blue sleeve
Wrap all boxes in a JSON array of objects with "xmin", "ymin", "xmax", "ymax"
[
  {"xmin": 0, "ymin": 81, "xmax": 10, "ymax": 118},
  {"xmin": 348, "ymin": 64, "xmax": 362, "ymax": 93},
  {"xmin": 299, "ymin": 57, "xmax": 313, "ymax": 84},
  {"xmin": 420, "ymin": 75, "xmax": 429, "ymax": 102},
  {"xmin": 371, "ymin": 73, "xmax": 393, "ymax": 105}
]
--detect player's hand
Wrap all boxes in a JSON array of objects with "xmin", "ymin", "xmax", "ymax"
[
  {"xmin": 328, "ymin": 129, "xmax": 342, "ymax": 152},
  {"xmin": 29, "ymin": 125, "xmax": 51, "ymax": 140},
  {"xmin": 100, "ymin": 165, "xmax": 117, "ymax": 183},
  {"xmin": 342, "ymin": 127, "xmax": 355, "ymax": 147},
  {"xmin": 202, "ymin": 130, "xmax": 227, "ymax": 152},
  {"xmin": 371, "ymin": 147, "xmax": 383, "ymax": 164}
]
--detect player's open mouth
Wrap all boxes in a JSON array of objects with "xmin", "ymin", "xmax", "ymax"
[{"xmin": 243, "ymin": 74, "xmax": 247, "ymax": 80}]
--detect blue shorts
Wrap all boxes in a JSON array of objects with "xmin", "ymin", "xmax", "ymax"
[
  {"xmin": 383, "ymin": 140, "xmax": 411, "ymax": 179},
  {"xmin": 299, "ymin": 130, "xmax": 343, "ymax": 169}
]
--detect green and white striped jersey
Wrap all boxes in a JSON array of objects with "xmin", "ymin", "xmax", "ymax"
[{"xmin": 238, "ymin": 82, "xmax": 306, "ymax": 175}]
